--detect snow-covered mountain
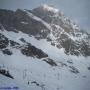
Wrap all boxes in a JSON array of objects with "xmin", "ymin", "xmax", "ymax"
[{"xmin": 0, "ymin": 5, "xmax": 90, "ymax": 90}]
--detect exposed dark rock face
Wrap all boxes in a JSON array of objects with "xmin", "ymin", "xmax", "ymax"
[
  {"xmin": 0, "ymin": 33, "xmax": 19, "ymax": 55},
  {"xmin": 0, "ymin": 9, "xmax": 50, "ymax": 39},
  {"xmin": 31, "ymin": 81, "xmax": 45, "ymax": 90},
  {"xmin": 10, "ymin": 40, "xmax": 20, "ymax": 47},
  {"xmin": 2, "ymin": 49, "xmax": 12, "ymax": 55},
  {"xmin": 0, "ymin": 33, "xmax": 9, "ymax": 49},
  {"xmin": 21, "ymin": 43, "xmax": 48, "ymax": 59},
  {"xmin": 31, "ymin": 81, "xmax": 40, "ymax": 86},
  {"xmin": 43, "ymin": 58, "xmax": 57, "ymax": 66},
  {"xmin": 0, "ymin": 9, "xmax": 14, "ymax": 27},
  {"xmin": 60, "ymin": 38, "xmax": 80, "ymax": 56},
  {"xmin": 88, "ymin": 67, "xmax": 90, "ymax": 70},
  {"xmin": 14, "ymin": 9, "xmax": 50, "ymax": 38},
  {"xmin": 69, "ymin": 66, "xmax": 79, "ymax": 74},
  {"xmin": 0, "ymin": 68, "xmax": 14, "ymax": 79},
  {"xmin": 0, "ymin": 32, "xmax": 20, "ymax": 48},
  {"xmin": 80, "ymin": 41, "xmax": 90, "ymax": 56},
  {"xmin": 19, "ymin": 38, "xmax": 26, "ymax": 43}
]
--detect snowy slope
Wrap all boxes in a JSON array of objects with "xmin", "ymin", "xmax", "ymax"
[{"xmin": 0, "ymin": 29, "xmax": 90, "ymax": 90}]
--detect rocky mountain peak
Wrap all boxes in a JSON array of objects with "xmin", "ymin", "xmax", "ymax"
[
  {"xmin": 0, "ymin": 5, "xmax": 90, "ymax": 90},
  {"xmin": 32, "ymin": 4, "xmax": 63, "ymax": 18},
  {"xmin": 39, "ymin": 4, "xmax": 59, "ymax": 13},
  {"xmin": 0, "ymin": 6, "xmax": 90, "ymax": 57}
]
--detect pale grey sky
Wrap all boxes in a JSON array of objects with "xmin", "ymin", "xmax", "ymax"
[{"xmin": 0, "ymin": 0, "xmax": 90, "ymax": 33}]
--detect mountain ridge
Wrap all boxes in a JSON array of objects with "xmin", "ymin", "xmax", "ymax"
[
  {"xmin": 0, "ymin": 5, "xmax": 90, "ymax": 56},
  {"xmin": 0, "ymin": 5, "xmax": 90, "ymax": 90}
]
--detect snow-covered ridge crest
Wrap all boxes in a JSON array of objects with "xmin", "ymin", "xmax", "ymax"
[{"xmin": 41, "ymin": 4, "xmax": 59, "ymax": 13}]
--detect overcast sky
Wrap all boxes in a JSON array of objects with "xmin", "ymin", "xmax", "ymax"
[{"xmin": 0, "ymin": 0, "xmax": 90, "ymax": 33}]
